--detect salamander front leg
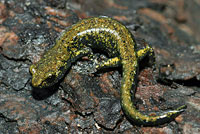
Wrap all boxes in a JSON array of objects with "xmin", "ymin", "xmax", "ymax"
[
  {"xmin": 84, "ymin": 53, "xmax": 121, "ymax": 72},
  {"xmin": 74, "ymin": 47, "xmax": 93, "ymax": 57},
  {"xmin": 95, "ymin": 57, "xmax": 121, "ymax": 70},
  {"xmin": 71, "ymin": 47, "xmax": 93, "ymax": 63}
]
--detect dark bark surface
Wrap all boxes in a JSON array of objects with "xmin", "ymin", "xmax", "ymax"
[{"xmin": 0, "ymin": 0, "xmax": 199, "ymax": 133}]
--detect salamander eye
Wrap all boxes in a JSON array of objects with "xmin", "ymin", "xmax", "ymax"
[{"xmin": 46, "ymin": 74, "xmax": 56, "ymax": 84}]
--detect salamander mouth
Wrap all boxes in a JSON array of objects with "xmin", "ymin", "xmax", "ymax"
[
  {"xmin": 31, "ymin": 75, "xmax": 59, "ymax": 89},
  {"xmin": 31, "ymin": 77, "xmax": 43, "ymax": 88}
]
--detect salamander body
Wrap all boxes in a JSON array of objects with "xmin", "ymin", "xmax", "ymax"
[{"xmin": 30, "ymin": 16, "xmax": 186, "ymax": 126}]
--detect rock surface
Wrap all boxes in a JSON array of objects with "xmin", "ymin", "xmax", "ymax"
[{"xmin": 0, "ymin": 0, "xmax": 199, "ymax": 133}]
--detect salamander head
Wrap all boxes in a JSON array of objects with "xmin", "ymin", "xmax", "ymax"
[{"xmin": 30, "ymin": 57, "xmax": 66, "ymax": 88}]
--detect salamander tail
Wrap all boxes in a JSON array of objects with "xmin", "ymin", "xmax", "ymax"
[
  {"xmin": 121, "ymin": 83, "xmax": 187, "ymax": 126},
  {"xmin": 120, "ymin": 66, "xmax": 187, "ymax": 126}
]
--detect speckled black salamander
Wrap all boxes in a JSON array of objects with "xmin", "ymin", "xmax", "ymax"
[{"xmin": 30, "ymin": 16, "xmax": 186, "ymax": 126}]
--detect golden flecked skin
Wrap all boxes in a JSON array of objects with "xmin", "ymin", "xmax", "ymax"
[{"xmin": 30, "ymin": 16, "xmax": 186, "ymax": 126}]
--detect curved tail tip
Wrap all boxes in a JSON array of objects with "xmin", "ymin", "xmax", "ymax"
[{"xmin": 177, "ymin": 105, "xmax": 187, "ymax": 112}]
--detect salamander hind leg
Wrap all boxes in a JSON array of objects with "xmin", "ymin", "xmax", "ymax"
[{"xmin": 137, "ymin": 44, "xmax": 155, "ymax": 67}]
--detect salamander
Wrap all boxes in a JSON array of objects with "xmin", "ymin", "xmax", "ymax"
[{"xmin": 30, "ymin": 16, "xmax": 186, "ymax": 126}]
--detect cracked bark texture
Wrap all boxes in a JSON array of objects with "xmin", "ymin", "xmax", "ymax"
[{"xmin": 0, "ymin": 0, "xmax": 200, "ymax": 133}]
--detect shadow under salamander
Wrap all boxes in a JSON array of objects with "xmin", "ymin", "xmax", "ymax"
[{"xmin": 31, "ymin": 83, "xmax": 60, "ymax": 100}]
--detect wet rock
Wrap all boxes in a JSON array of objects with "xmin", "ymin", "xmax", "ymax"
[
  {"xmin": 141, "ymin": 126, "xmax": 175, "ymax": 134},
  {"xmin": 61, "ymin": 69, "xmax": 122, "ymax": 129},
  {"xmin": 183, "ymin": 122, "xmax": 200, "ymax": 134},
  {"xmin": 62, "ymin": 70, "xmax": 98, "ymax": 114},
  {"xmin": 0, "ymin": 0, "xmax": 200, "ymax": 133},
  {"xmin": 0, "ymin": 87, "xmax": 71, "ymax": 133},
  {"xmin": 187, "ymin": 97, "xmax": 200, "ymax": 111},
  {"xmin": 0, "ymin": 55, "xmax": 30, "ymax": 90},
  {"xmin": 94, "ymin": 97, "xmax": 121, "ymax": 129},
  {"xmin": 117, "ymin": 119, "xmax": 140, "ymax": 133},
  {"xmin": 0, "ymin": 118, "xmax": 19, "ymax": 134}
]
